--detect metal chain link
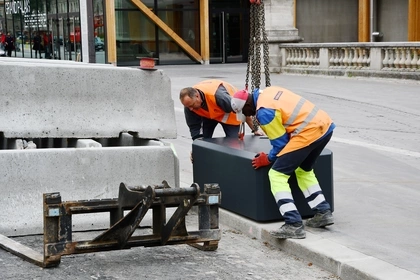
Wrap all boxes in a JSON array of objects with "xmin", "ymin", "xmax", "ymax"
[
  {"xmin": 246, "ymin": 1, "xmax": 270, "ymax": 131},
  {"xmin": 253, "ymin": 3, "xmax": 262, "ymax": 92},
  {"xmin": 260, "ymin": 1, "xmax": 271, "ymax": 87},
  {"xmin": 245, "ymin": 4, "xmax": 255, "ymax": 91}
]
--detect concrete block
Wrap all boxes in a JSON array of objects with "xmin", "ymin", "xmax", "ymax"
[
  {"xmin": 193, "ymin": 136, "xmax": 334, "ymax": 222},
  {"xmin": 8, "ymin": 139, "xmax": 37, "ymax": 149},
  {"xmin": 0, "ymin": 58, "xmax": 176, "ymax": 139},
  {"xmin": 0, "ymin": 59, "xmax": 180, "ymax": 237},
  {"xmin": 0, "ymin": 144, "xmax": 178, "ymax": 236},
  {"xmin": 76, "ymin": 139, "xmax": 102, "ymax": 148}
]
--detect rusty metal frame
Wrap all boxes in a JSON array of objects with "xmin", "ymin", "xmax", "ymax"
[{"xmin": 0, "ymin": 182, "xmax": 221, "ymax": 268}]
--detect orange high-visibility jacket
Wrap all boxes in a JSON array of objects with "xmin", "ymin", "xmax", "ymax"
[
  {"xmin": 256, "ymin": 86, "xmax": 334, "ymax": 156},
  {"xmin": 193, "ymin": 79, "xmax": 240, "ymax": 125}
]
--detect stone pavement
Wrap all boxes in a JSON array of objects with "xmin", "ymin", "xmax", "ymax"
[
  {"xmin": 161, "ymin": 63, "xmax": 420, "ymax": 280},
  {"xmin": 0, "ymin": 211, "xmax": 338, "ymax": 280}
]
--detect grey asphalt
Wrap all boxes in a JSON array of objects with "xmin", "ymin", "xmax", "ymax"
[{"xmin": 160, "ymin": 63, "xmax": 420, "ymax": 280}]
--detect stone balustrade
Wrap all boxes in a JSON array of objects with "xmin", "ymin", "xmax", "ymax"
[{"xmin": 275, "ymin": 43, "xmax": 420, "ymax": 80}]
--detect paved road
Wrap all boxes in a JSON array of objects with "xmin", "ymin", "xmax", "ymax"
[
  {"xmin": 159, "ymin": 63, "xmax": 420, "ymax": 278},
  {"xmin": 0, "ymin": 212, "xmax": 337, "ymax": 280}
]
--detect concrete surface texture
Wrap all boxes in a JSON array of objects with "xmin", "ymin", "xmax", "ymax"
[
  {"xmin": 0, "ymin": 211, "xmax": 338, "ymax": 280},
  {"xmin": 0, "ymin": 59, "xmax": 179, "ymax": 236},
  {"xmin": 0, "ymin": 57, "xmax": 176, "ymax": 139},
  {"xmin": 161, "ymin": 63, "xmax": 420, "ymax": 280},
  {"xmin": 0, "ymin": 145, "xmax": 179, "ymax": 236}
]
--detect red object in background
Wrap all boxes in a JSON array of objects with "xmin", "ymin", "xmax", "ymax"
[
  {"xmin": 94, "ymin": 15, "xmax": 104, "ymax": 29},
  {"xmin": 70, "ymin": 26, "xmax": 81, "ymax": 43},
  {"xmin": 43, "ymin": 32, "xmax": 52, "ymax": 45},
  {"xmin": 139, "ymin": 57, "xmax": 158, "ymax": 70},
  {"xmin": 70, "ymin": 15, "xmax": 103, "ymax": 43},
  {"xmin": 93, "ymin": 16, "xmax": 103, "ymax": 37},
  {"xmin": 139, "ymin": 58, "xmax": 155, "ymax": 68}
]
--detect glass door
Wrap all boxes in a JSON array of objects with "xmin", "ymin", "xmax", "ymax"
[
  {"xmin": 210, "ymin": 11, "xmax": 225, "ymax": 63},
  {"xmin": 210, "ymin": 9, "xmax": 249, "ymax": 63}
]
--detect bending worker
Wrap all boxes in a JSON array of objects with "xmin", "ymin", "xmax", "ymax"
[
  {"xmin": 179, "ymin": 79, "xmax": 262, "ymax": 140},
  {"xmin": 230, "ymin": 86, "xmax": 335, "ymax": 239}
]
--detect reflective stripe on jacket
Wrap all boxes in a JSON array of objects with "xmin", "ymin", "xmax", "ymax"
[
  {"xmin": 193, "ymin": 79, "xmax": 240, "ymax": 125},
  {"xmin": 256, "ymin": 86, "xmax": 334, "ymax": 157}
]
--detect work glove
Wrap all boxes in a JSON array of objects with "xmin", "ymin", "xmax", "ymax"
[{"xmin": 252, "ymin": 152, "xmax": 271, "ymax": 169}]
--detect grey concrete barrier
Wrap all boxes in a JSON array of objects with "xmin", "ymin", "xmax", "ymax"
[
  {"xmin": 0, "ymin": 58, "xmax": 179, "ymax": 236},
  {"xmin": 0, "ymin": 141, "xmax": 178, "ymax": 236},
  {"xmin": 0, "ymin": 58, "xmax": 176, "ymax": 139}
]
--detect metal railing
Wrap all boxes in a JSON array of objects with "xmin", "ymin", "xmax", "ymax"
[{"xmin": 276, "ymin": 42, "xmax": 420, "ymax": 80}]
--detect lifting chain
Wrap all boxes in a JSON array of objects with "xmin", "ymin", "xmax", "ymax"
[{"xmin": 245, "ymin": 0, "xmax": 271, "ymax": 131}]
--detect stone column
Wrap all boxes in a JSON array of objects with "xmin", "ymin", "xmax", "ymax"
[{"xmin": 265, "ymin": 0, "xmax": 302, "ymax": 72}]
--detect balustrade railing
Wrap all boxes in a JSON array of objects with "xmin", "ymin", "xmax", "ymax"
[{"xmin": 278, "ymin": 43, "xmax": 420, "ymax": 79}]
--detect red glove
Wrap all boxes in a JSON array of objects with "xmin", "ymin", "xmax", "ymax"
[{"xmin": 252, "ymin": 152, "xmax": 271, "ymax": 169}]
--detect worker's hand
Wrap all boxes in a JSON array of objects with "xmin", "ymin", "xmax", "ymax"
[
  {"xmin": 238, "ymin": 122, "xmax": 246, "ymax": 141},
  {"xmin": 190, "ymin": 137, "xmax": 203, "ymax": 163},
  {"xmin": 252, "ymin": 152, "xmax": 271, "ymax": 169},
  {"xmin": 252, "ymin": 130, "xmax": 264, "ymax": 136}
]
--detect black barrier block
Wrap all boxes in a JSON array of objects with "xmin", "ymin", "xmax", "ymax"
[{"xmin": 192, "ymin": 135, "xmax": 334, "ymax": 222}]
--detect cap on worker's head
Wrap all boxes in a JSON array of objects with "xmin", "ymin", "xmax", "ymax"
[{"xmin": 231, "ymin": 89, "xmax": 248, "ymax": 122}]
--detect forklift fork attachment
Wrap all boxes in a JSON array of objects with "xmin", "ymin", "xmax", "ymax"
[
  {"xmin": 92, "ymin": 185, "xmax": 155, "ymax": 247},
  {"xmin": 0, "ymin": 182, "xmax": 221, "ymax": 268}
]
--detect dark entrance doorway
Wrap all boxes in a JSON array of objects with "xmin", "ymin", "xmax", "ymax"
[{"xmin": 210, "ymin": 6, "xmax": 249, "ymax": 63}]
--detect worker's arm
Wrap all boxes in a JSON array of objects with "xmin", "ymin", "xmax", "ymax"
[
  {"xmin": 245, "ymin": 116, "xmax": 263, "ymax": 136},
  {"xmin": 256, "ymin": 108, "xmax": 288, "ymax": 161},
  {"xmin": 214, "ymin": 84, "xmax": 233, "ymax": 112},
  {"xmin": 184, "ymin": 107, "xmax": 203, "ymax": 140}
]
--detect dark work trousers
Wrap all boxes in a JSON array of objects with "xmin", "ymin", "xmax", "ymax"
[
  {"xmin": 202, "ymin": 118, "xmax": 239, "ymax": 138},
  {"xmin": 272, "ymin": 132, "xmax": 333, "ymax": 175}
]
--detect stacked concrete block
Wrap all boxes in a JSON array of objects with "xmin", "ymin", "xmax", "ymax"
[
  {"xmin": 0, "ymin": 58, "xmax": 178, "ymax": 236},
  {"xmin": 0, "ymin": 57, "xmax": 176, "ymax": 139}
]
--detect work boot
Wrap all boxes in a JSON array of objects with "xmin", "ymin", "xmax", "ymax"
[
  {"xmin": 305, "ymin": 210, "xmax": 334, "ymax": 228},
  {"xmin": 270, "ymin": 223, "xmax": 306, "ymax": 239}
]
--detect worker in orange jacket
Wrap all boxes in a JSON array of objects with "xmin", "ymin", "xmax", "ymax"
[
  {"xmin": 230, "ymin": 86, "xmax": 335, "ymax": 239},
  {"xmin": 179, "ymin": 79, "xmax": 262, "ymax": 140}
]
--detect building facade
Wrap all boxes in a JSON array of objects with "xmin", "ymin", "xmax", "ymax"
[
  {"xmin": 0, "ymin": 0, "xmax": 100, "ymax": 61},
  {"xmin": 1, "ymin": 0, "xmax": 419, "ymax": 66}
]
